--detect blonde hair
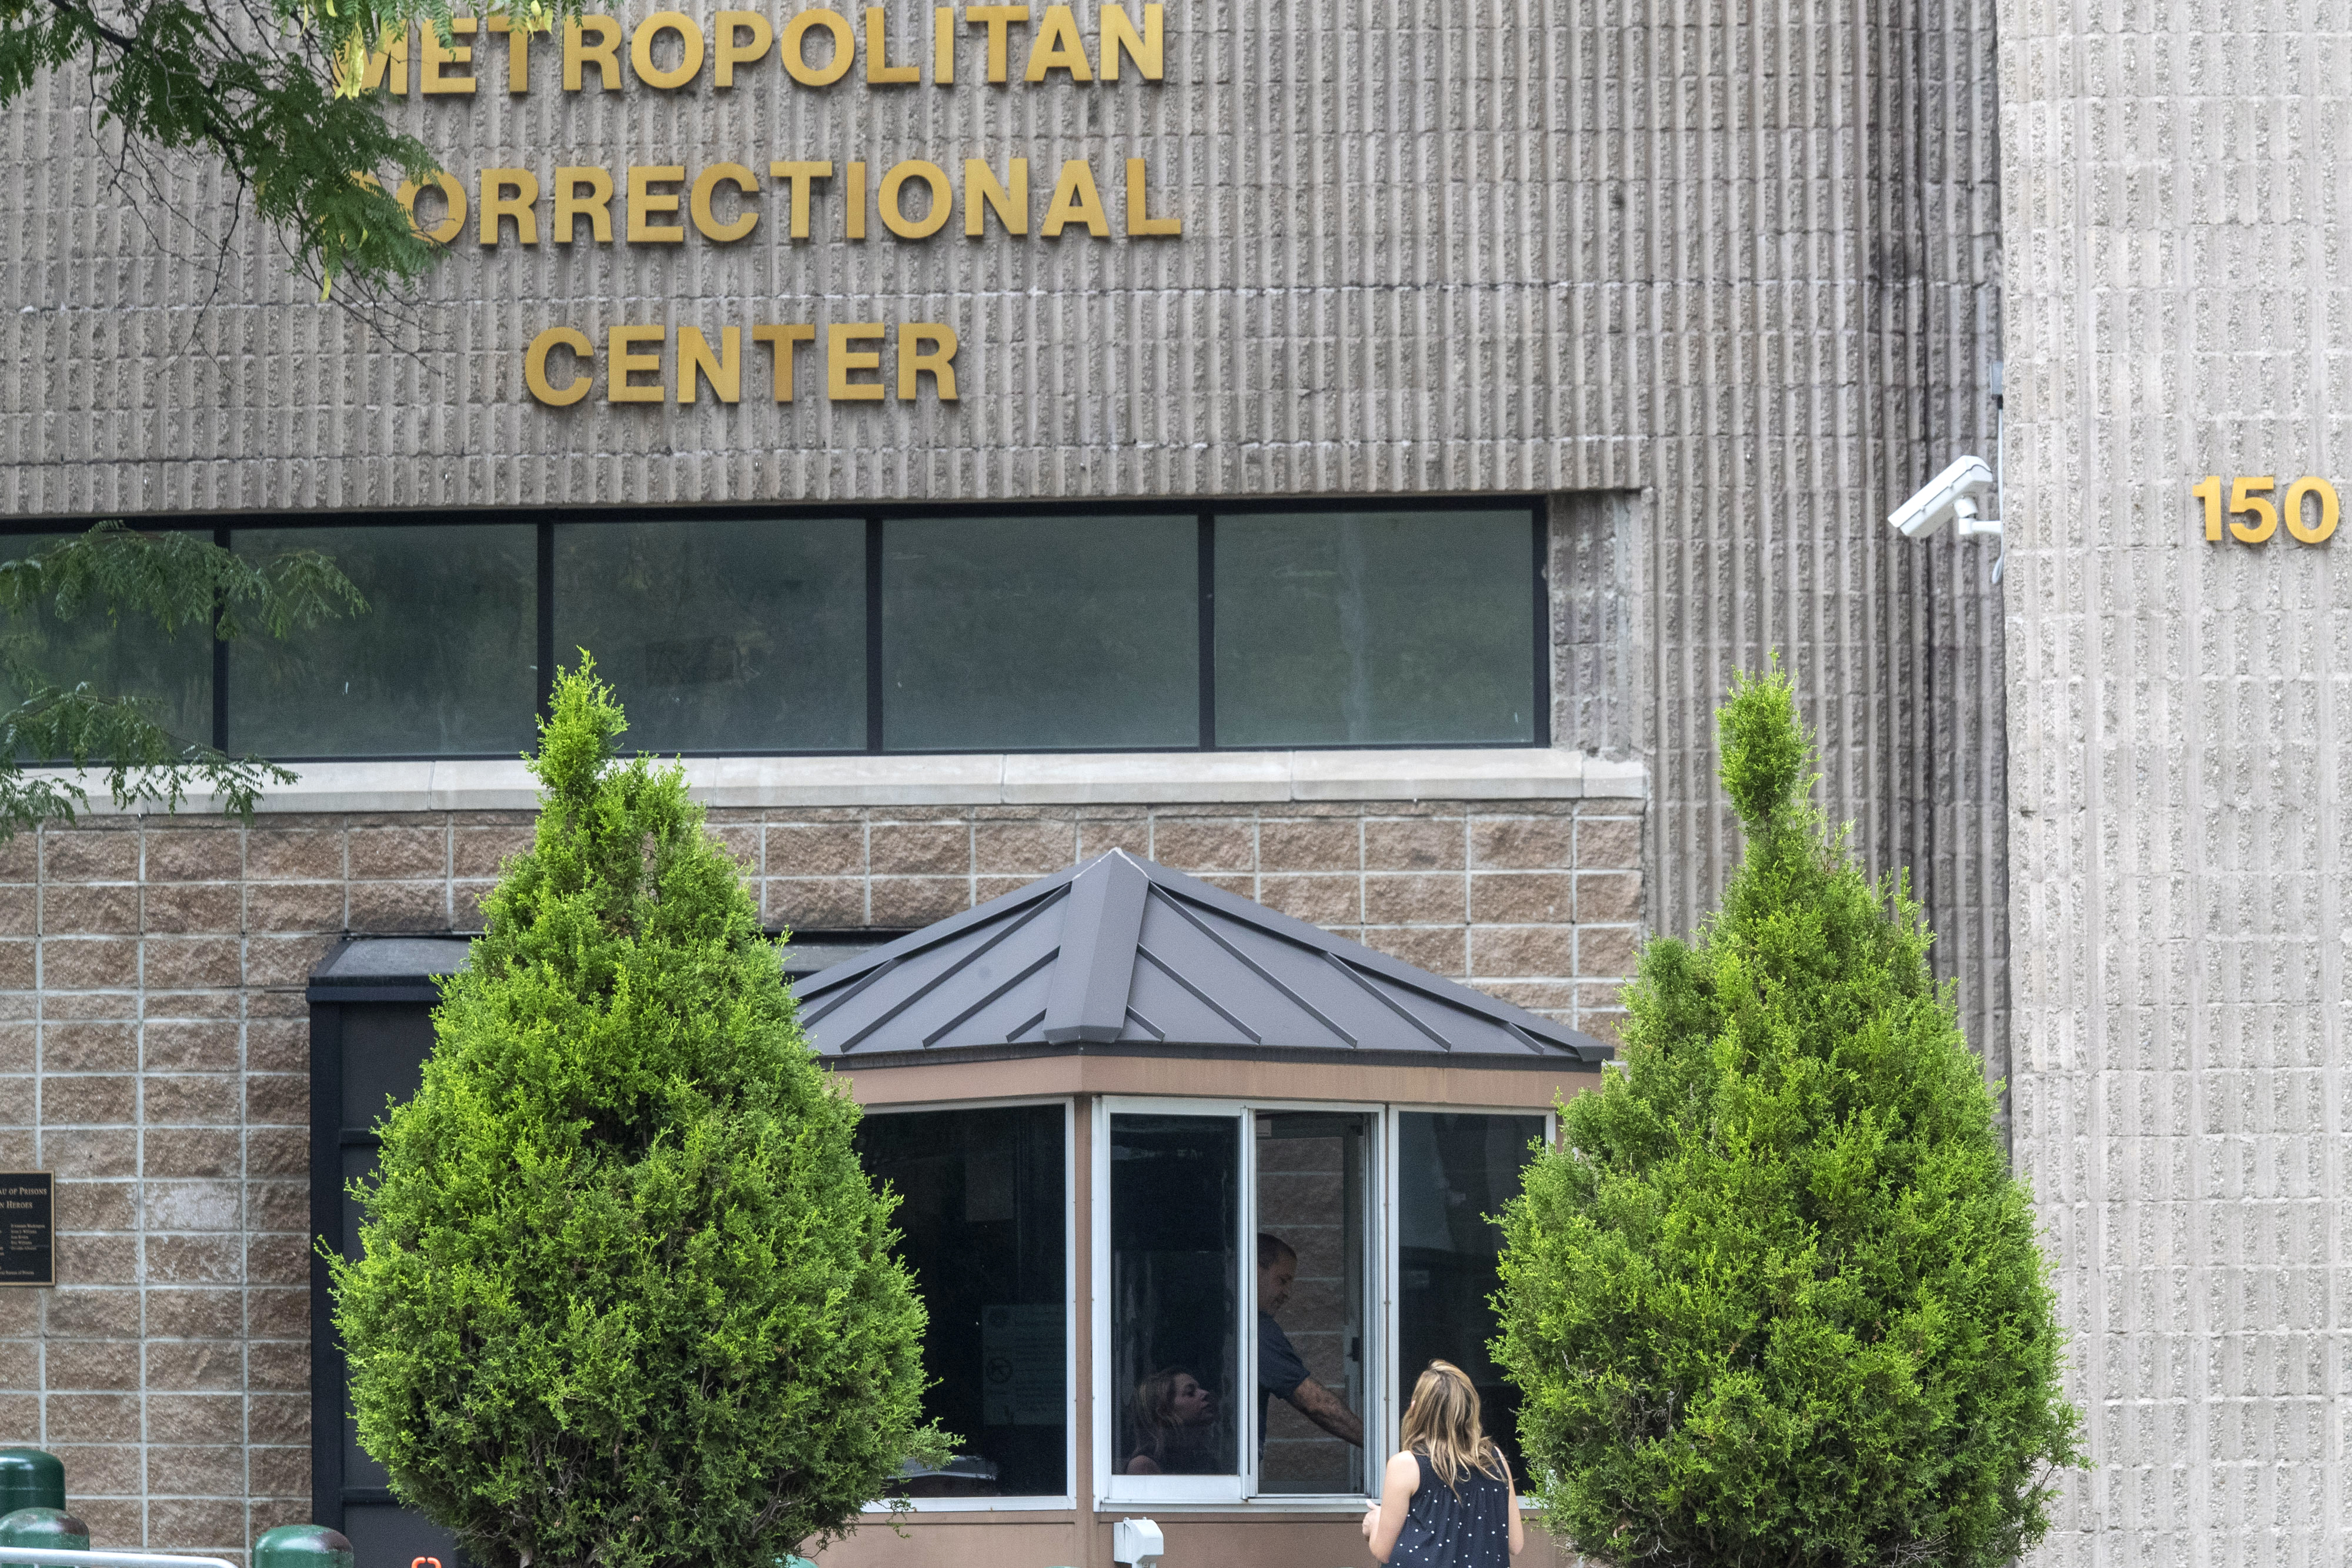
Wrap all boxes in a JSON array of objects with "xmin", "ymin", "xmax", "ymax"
[
  {"xmin": 1130, "ymin": 1367, "xmax": 1212, "ymax": 1469},
  {"xmin": 1399, "ymin": 1360, "xmax": 1508, "ymax": 1491}
]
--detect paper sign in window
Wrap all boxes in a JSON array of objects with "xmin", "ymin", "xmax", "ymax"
[{"xmin": 981, "ymin": 1305, "xmax": 1065, "ymax": 1426}]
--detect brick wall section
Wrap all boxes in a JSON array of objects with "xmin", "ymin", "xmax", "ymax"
[
  {"xmin": 751, "ymin": 799, "xmax": 1641, "ymax": 1038},
  {"xmin": 0, "ymin": 794, "xmax": 1636, "ymax": 1553}
]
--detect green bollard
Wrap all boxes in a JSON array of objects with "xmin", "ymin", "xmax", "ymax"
[
  {"xmin": 0, "ymin": 1507, "xmax": 90, "ymax": 1551},
  {"xmin": 253, "ymin": 1524, "xmax": 355, "ymax": 1568},
  {"xmin": 0, "ymin": 1451, "xmax": 64, "ymax": 1517}
]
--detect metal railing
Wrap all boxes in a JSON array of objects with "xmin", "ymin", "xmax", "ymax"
[{"xmin": 0, "ymin": 1547, "xmax": 238, "ymax": 1568}]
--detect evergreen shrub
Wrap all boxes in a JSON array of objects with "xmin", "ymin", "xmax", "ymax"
[
  {"xmin": 330, "ymin": 662, "xmax": 941, "ymax": 1568},
  {"xmin": 1496, "ymin": 664, "xmax": 2082, "ymax": 1567}
]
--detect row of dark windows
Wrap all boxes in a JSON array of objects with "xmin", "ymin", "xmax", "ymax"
[
  {"xmin": 770, "ymin": 1103, "xmax": 1546, "ymax": 1502},
  {"xmin": 9, "ymin": 503, "xmax": 1546, "ymax": 760}
]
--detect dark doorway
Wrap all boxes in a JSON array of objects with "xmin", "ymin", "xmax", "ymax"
[{"xmin": 307, "ymin": 939, "xmax": 472, "ymax": 1568}]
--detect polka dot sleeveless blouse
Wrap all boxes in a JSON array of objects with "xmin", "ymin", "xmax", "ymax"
[{"xmin": 1390, "ymin": 1449, "xmax": 1511, "ymax": 1568}]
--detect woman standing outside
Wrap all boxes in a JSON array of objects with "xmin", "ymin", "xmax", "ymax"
[{"xmin": 1361, "ymin": 1361, "xmax": 1525, "ymax": 1566}]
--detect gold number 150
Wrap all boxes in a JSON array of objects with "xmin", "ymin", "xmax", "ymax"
[{"xmin": 2195, "ymin": 474, "xmax": 2340, "ymax": 544}]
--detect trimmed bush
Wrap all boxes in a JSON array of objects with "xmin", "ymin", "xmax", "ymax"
[
  {"xmin": 1496, "ymin": 664, "xmax": 2082, "ymax": 1568},
  {"xmin": 330, "ymin": 662, "xmax": 940, "ymax": 1568}
]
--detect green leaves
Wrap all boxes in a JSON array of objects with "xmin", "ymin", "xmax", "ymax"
[
  {"xmin": 0, "ymin": 520, "xmax": 368, "ymax": 638},
  {"xmin": 0, "ymin": 0, "xmax": 450, "ymax": 295},
  {"xmin": 0, "ymin": 0, "xmax": 600, "ymax": 298},
  {"xmin": 1716, "ymin": 662, "xmax": 1813, "ymax": 833},
  {"xmin": 0, "ymin": 680, "xmax": 300, "ymax": 836},
  {"xmin": 330, "ymin": 661, "xmax": 941, "ymax": 1568},
  {"xmin": 1495, "ymin": 663, "xmax": 2082, "ymax": 1568}
]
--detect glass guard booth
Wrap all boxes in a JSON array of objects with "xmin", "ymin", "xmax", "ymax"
[{"xmin": 800, "ymin": 851, "xmax": 1608, "ymax": 1568}]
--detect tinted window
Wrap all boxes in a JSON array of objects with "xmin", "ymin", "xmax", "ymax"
[
  {"xmin": 857, "ymin": 1105, "xmax": 1070, "ymax": 1497},
  {"xmin": 1396, "ymin": 1111, "xmax": 1546, "ymax": 1480},
  {"xmin": 1109, "ymin": 1112, "xmax": 1241, "ymax": 1479},
  {"xmin": 554, "ymin": 517, "xmax": 866, "ymax": 753},
  {"xmin": 55, "ymin": 503, "xmax": 1548, "ymax": 760},
  {"xmin": 1215, "ymin": 511, "xmax": 1536, "ymax": 745},
  {"xmin": 881, "ymin": 515, "xmax": 1197, "ymax": 750},
  {"xmin": 228, "ymin": 524, "xmax": 535, "ymax": 757}
]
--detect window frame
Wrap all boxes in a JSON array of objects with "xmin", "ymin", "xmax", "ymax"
[
  {"xmin": 855, "ymin": 1095, "xmax": 1080, "ymax": 1514},
  {"xmin": 2, "ymin": 497, "xmax": 1549, "ymax": 761},
  {"xmin": 1090, "ymin": 1096, "xmax": 1558, "ymax": 1513},
  {"xmin": 1092, "ymin": 1095, "xmax": 1393, "ymax": 1510}
]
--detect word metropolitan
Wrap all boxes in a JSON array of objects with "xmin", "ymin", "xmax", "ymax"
[{"xmin": 361, "ymin": 4, "xmax": 1162, "ymax": 97}]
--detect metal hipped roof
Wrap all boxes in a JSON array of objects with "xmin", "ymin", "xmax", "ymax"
[
  {"xmin": 306, "ymin": 936, "xmax": 477, "ymax": 1003},
  {"xmin": 793, "ymin": 850, "xmax": 1611, "ymax": 1069}
]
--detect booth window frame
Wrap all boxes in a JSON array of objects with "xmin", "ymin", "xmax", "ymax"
[
  {"xmin": 1091, "ymin": 1095, "xmax": 1556, "ymax": 1513},
  {"xmin": 856, "ymin": 1095, "xmax": 1081, "ymax": 1514}
]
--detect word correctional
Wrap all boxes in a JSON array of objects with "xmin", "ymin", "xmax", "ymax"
[
  {"xmin": 358, "ymin": 4, "xmax": 1164, "ymax": 96},
  {"xmin": 400, "ymin": 156, "xmax": 1179, "ymax": 245},
  {"xmin": 526, "ymin": 320, "xmax": 960, "ymax": 405}
]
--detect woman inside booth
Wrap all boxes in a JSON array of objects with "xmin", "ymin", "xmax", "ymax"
[{"xmin": 1125, "ymin": 1368, "xmax": 1222, "ymax": 1474}]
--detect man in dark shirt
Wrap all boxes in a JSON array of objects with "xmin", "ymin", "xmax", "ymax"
[{"xmin": 1258, "ymin": 1233, "xmax": 1365, "ymax": 1455}]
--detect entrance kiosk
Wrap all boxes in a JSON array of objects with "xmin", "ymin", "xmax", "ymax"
[{"xmin": 800, "ymin": 851, "xmax": 1606, "ymax": 1567}]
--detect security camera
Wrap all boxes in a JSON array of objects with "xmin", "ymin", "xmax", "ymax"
[{"xmin": 1889, "ymin": 454, "xmax": 1998, "ymax": 540}]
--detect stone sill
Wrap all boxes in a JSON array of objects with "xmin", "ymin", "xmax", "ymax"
[{"xmin": 35, "ymin": 749, "xmax": 1648, "ymax": 815}]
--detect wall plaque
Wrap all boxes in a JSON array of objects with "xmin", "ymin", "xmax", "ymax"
[{"xmin": 0, "ymin": 1174, "xmax": 54, "ymax": 1286}]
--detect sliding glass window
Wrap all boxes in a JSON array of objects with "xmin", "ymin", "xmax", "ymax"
[
  {"xmin": 1254, "ymin": 1109, "xmax": 1374, "ymax": 1496},
  {"xmin": 1106, "ymin": 1112, "xmax": 1242, "ymax": 1493},
  {"xmin": 1099, "ymin": 1102, "xmax": 1379, "ymax": 1506}
]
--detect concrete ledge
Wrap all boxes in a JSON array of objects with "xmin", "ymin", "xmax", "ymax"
[{"xmin": 31, "ymin": 748, "xmax": 1648, "ymax": 815}]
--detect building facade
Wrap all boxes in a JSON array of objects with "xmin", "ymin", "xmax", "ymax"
[
  {"xmin": 31, "ymin": 0, "xmax": 2288, "ymax": 1561},
  {"xmin": 2000, "ymin": 6, "xmax": 2352, "ymax": 1564}
]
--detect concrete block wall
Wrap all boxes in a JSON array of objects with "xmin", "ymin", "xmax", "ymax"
[
  {"xmin": 1997, "ymin": 2, "xmax": 2352, "ymax": 1561},
  {"xmin": 1613, "ymin": 0, "xmax": 2012, "ymax": 1086},
  {"xmin": 0, "ymin": 0, "xmax": 2012, "ymax": 1069},
  {"xmin": 0, "ymin": 826, "xmax": 324, "ymax": 1558},
  {"xmin": 749, "ymin": 800, "xmax": 1642, "ymax": 1037},
  {"xmin": 0, "ymin": 794, "xmax": 1636, "ymax": 1553}
]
